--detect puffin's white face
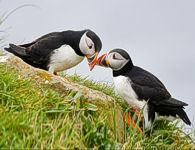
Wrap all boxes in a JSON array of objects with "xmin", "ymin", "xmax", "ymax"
[
  {"xmin": 106, "ymin": 52, "xmax": 129, "ymax": 70},
  {"xmin": 95, "ymin": 51, "xmax": 130, "ymax": 71},
  {"xmin": 79, "ymin": 32, "xmax": 95, "ymax": 56},
  {"xmin": 79, "ymin": 32, "xmax": 99, "ymax": 70}
]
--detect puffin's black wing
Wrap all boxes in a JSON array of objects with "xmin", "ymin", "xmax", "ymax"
[
  {"xmin": 22, "ymin": 33, "xmax": 67, "ymax": 69},
  {"xmin": 129, "ymin": 66, "xmax": 171, "ymax": 102},
  {"xmin": 26, "ymin": 33, "xmax": 65, "ymax": 57},
  {"xmin": 129, "ymin": 66, "xmax": 191, "ymax": 125},
  {"xmin": 129, "ymin": 66, "xmax": 188, "ymax": 106}
]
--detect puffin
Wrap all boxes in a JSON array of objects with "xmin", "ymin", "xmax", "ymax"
[
  {"xmin": 93, "ymin": 48, "xmax": 191, "ymax": 129},
  {"xmin": 4, "ymin": 29, "xmax": 102, "ymax": 74}
]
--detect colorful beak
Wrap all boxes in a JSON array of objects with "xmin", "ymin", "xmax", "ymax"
[
  {"xmin": 87, "ymin": 52, "xmax": 99, "ymax": 71},
  {"xmin": 95, "ymin": 53, "xmax": 109, "ymax": 68}
]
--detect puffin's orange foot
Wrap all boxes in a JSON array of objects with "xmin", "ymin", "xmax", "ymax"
[{"xmin": 126, "ymin": 113, "xmax": 142, "ymax": 133}]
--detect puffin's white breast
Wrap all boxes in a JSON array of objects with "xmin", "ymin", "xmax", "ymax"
[
  {"xmin": 49, "ymin": 45, "xmax": 84, "ymax": 72},
  {"xmin": 113, "ymin": 75, "xmax": 145, "ymax": 109}
]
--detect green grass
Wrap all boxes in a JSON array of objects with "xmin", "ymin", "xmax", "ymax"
[{"xmin": 0, "ymin": 63, "xmax": 194, "ymax": 149}]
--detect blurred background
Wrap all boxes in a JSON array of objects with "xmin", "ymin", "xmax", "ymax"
[{"xmin": 0, "ymin": 0, "xmax": 194, "ymax": 125}]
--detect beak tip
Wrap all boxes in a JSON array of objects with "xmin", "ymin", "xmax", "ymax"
[
  {"xmin": 87, "ymin": 52, "xmax": 99, "ymax": 71},
  {"xmin": 89, "ymin": 63, "xmax": 96, "ymax": 71}
]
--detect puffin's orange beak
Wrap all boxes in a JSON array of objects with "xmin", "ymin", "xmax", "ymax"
[
  {"xmin": 90, "ymin": 53, "xmax": 109, "ymax": 71},
  {"xmin": 86, "ymin": 52, "xmax": 99, "ymax": 71}
]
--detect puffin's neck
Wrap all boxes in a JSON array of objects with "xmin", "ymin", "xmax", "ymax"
[
  {"xmin": 113, "ymin": 61, "xmax": 134, "ymax": 77},
  {"xmin": 62, "ymin": 30, "xmax": 86, "ymax": 56}
]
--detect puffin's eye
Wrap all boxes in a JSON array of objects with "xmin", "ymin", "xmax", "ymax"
[
  {"xmin": 89, "ymin": 45, "xmax": 92, "ymax": 49},
  {"xmin": 113, "ymin": 54, "xmax": 116, "ymax": 59}
]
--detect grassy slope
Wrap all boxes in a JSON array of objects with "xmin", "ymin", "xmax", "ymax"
[{"xmin": 0, "ymin": 63, "xmax": 194, "ymax": 149}]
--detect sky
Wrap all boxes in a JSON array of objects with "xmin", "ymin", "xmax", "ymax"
[{"xmin": 0, "ymin": 0, "xmax": 195, "ymax": 125}]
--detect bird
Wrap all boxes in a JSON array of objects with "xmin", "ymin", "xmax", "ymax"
[
  {"xmin": 4, "ymin": 29, "xmax": 102, "ymax": 74},
  {"xmin": 93, "ymin": 48, "xmax": 191, "ymax": 130}
]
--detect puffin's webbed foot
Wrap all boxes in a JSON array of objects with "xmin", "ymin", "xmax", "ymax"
[{"xmin": 127, "ymin": 113, "xmax": 142, "ymax": 133}]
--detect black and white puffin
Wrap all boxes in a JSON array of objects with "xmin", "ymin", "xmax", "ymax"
[
  {"xmin": 94, "ymin": 48, "xmax": 191, "ymax": 129},
  {"xmin": 4, "ymin": 29, "xmax": 102, "ymax": 74}
]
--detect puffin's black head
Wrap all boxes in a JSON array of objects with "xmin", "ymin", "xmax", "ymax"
[
  {"xmin": 93, "ymin": 48, "xmax": 133, "ymax": 71},
  {"xmin": 79, "ymin": 29, "xmax": 102, "ymax": 70}
]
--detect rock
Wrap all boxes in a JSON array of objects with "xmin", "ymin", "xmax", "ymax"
[{"xmin": 1, "ymin": 53, "xmax": 113, "ymax": 102}]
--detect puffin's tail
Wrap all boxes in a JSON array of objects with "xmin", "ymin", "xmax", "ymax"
[
  {"xmin": 176, "ymin": 107, "xmax": 191, "ymax": 125},
  {"xmin": 4, "ymin": 44, "xmax": 27, "ymax": 57},
  {"xmin": 155, "ymin": 98, "xmax": 191, "ymax": 125}
]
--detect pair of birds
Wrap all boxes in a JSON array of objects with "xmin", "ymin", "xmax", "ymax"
[{"xmin": 5, "ymin": 29, "xmax": 191, "ymax": 130}]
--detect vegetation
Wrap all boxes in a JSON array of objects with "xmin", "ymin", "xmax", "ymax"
[{"xmin": 0, "ymin": 63, "xmax": 194, "ymax": 149}]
